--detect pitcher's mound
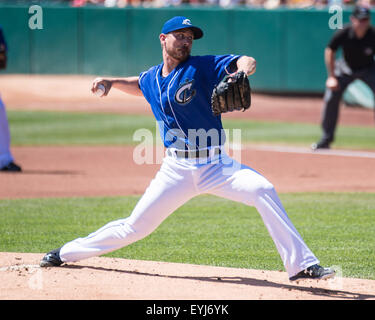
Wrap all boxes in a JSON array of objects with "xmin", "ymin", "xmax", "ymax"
[{"xmin": 0, "ymin": 252, "xmax": 374, "ymax": 300}]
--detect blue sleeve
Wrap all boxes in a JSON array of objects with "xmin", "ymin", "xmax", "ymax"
[
  {"xmin": 213, "ymin": 54, "xmax": 241, "ymax": 82},
  {"xmin": 138, "ymin": 71, "xmax": 147, "ymax": 90},
  {"xmin": 0, "ymin": 26, "xmax": 7, "ymax": 52}
]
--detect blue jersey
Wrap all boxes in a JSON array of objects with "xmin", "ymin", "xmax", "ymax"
[{"xmin": 138, "ymin": 54, "xmax": 240, "ymax": 150}]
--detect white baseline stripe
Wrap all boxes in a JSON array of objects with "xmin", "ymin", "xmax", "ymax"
[{"xmin": 236, "ymin": 144, "xmax": 375, "ymax": 159}]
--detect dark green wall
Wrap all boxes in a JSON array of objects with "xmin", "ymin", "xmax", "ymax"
[{"xmin": 0, "ymin": 5, "xmax": 364, "ymax": 93}]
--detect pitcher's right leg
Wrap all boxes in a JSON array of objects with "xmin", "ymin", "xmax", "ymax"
[{"xmin": 43, "ymin": 157, "xmax": 197, "ymax": 265}]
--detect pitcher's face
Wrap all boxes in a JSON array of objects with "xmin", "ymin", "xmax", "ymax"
[{"xmin": 160, "ymin": 28, "xmax": 194, "ymax": 62}]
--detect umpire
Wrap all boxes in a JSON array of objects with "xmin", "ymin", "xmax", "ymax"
[{"xmin": 312, "ymin": 5, "xmax": 375, "ymax": 150}]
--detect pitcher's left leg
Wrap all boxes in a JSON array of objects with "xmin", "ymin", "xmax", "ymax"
[
  {"xmin": 207, "ymin": 158, "xmax": 319, "ymax": 278},
  {"xmin": 57, "ymin": 156, "xmax": 198, "ymax": 263}
]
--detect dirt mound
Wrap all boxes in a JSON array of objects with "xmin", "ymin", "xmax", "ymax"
[{"xmin": 1, "ymin": 252, "xmax": 374, "ymax": 300}]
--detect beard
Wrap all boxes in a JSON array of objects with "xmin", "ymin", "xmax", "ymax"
[{"xmin": 165, "ymin": 44, "xmax": 191, "ymax": 62}]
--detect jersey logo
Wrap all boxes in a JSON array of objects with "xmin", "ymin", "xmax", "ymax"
[
  {"xmin": 364, "ymin": 47, "xmax": 373, "ymax": 56},
  {"xmin": 175, "ymin": 79, "xmax": 196, "ymax": 105}
]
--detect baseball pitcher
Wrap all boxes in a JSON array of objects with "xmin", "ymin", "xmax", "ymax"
[{"xmin": 40, "ymin": 16, "xmax": 335, "ymax": 282}]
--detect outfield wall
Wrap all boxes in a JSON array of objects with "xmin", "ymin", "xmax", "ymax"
[{"xmin": 0, "ymin": 5, "xmax": 367, "ymax": 93}]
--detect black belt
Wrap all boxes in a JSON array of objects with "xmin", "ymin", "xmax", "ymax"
[{"xmin": 172, "ymin": 148, "xmax": 222, "ymax": 159}]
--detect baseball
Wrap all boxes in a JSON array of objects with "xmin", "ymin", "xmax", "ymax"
[{"xmin": 94, "ymin": 84, "xmax": 105, "ymax": 97}]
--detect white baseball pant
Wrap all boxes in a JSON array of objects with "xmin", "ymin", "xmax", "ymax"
[{"xmin": 59, "ymin": 149, "xmax": 319, "ymax": 278}]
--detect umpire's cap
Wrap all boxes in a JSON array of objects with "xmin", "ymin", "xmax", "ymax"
[
  {"xmin": 352, "ymin": 5, "xmax": 371, "ymax": 20},
  {"xmin": 162, "ymin": 16, "xmax": 203, "ymax": 40}
]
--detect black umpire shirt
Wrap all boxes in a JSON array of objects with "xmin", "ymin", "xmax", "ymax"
[{"xmin": 328, "ymin": 24, "xmax": 375, "ymax": 71}]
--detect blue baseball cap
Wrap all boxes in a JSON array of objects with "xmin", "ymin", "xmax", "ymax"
[{"xmin": 161, "ymin": 16, "xmax": 203, "ymax": 40}]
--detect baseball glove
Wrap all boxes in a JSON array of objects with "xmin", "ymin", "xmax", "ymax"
[{"xmin": 211, "ymin": 71, "xmax": 251, "ymax": 116}]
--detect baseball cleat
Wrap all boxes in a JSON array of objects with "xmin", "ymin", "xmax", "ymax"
[
  {"xmin": 311, "ymin": 140, "xmax": 330, "ymax": 151},
  {"xmin": 40, "ymin": 248, "xmax": 63, "ymax": 267},
  {"xmin": 289, "ymin": 264, "xmax": 336, "ymax": 281},
  {"xmin": 0, "ymin": 162, "xmax": 22, "ymax": 172}
]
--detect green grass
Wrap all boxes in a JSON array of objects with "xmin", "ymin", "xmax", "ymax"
[
  {"xmin": 7, "ymin": 110, "xmax": 375, "ymax": 149},
  {"xmin": 0, "ymin": 193, "xmax": 374, "ymax": 280}
]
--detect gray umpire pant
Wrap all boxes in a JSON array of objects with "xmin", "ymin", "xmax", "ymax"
[{"xmin": 321, "ymin": 60, "xmax": 375, "ymax": 144}]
